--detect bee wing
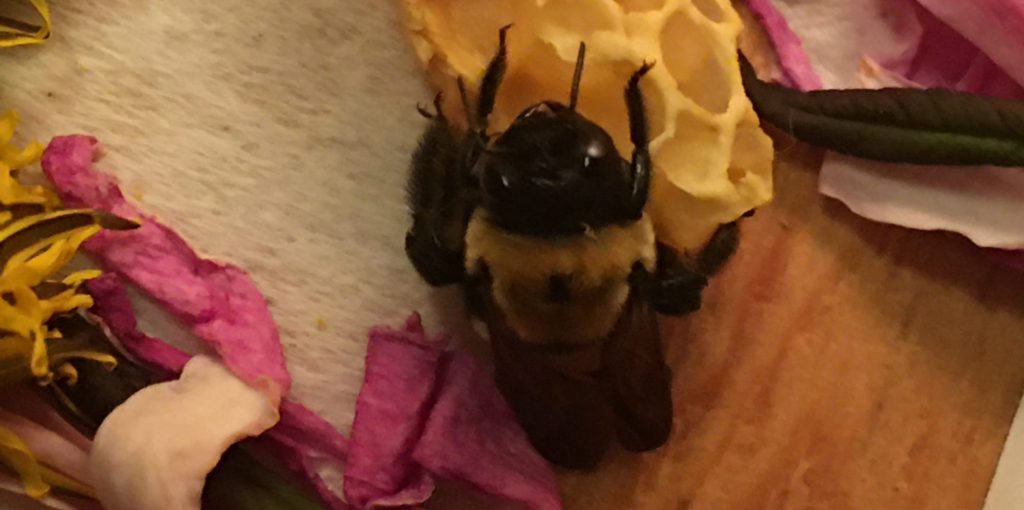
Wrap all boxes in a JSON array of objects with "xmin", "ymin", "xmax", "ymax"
[
  {"xmin": 601, "ymin": 294, "xmax": 673, "ymax": 452},
  {"xmin": 473, "ymin": 279, "xmax": 615, "ymax": 470}
]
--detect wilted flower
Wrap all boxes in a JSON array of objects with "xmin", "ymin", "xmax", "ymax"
[{"xmin": 0, "ymin": 110, "xmax": 133, "ymax": 501}]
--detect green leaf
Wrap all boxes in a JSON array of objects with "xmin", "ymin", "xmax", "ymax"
[
  {"xmin": 38, "ymin": 314, "xmax": 154, "ymax": 438},
  {"xmin": 739, "ymin": 55, "xmax": 1024, "ymax": 167},
  {"xmin": 203, "ymin": 442, "xmax": 327, "ymax": 510}
]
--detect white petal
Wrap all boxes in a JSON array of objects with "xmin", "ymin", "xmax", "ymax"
[
  {"xmin": 89, "ymin": 355, "xmax": 279, "ymax": 510},
  {"xmin": 820, "ymin": 154, "xmax": 1024, "ymax": 249},
  {"xmin": 763, "ymin": 0, "xmax": 924, "ymax": 88}
]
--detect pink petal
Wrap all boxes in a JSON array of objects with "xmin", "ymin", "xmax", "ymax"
[
  {"xmin": 87, "ymin": 273, "xmax": 351, "ymax": 509},
  {"xmin": 413, "ymin": 351, "xmax": 562, "ymax": 510},
  {"xmin": 343, "ymin": 314, "xmax": 443, "ymax": 509},
  {"xmin": 0, "ymin": 472, "xmax": 98, "ymax": 510},
  {"xmin": 347, "ymin": 314, "xmax": 561, "ymax": 510},
  {"xmin": 0, "ymin": 388, "xmax": 92, "ymax": 454},
  {"xmin": 745, "ymin": 0, "xmax": 924, "ymax": 89},
  {"xmin": 990, "ymin": 249, "xmax": 1024, "ymax": 271},
  {"xmin": 743, "ymin": 0, "xmax": 823, "ymax": 90},
  {"xmin": 0, "ymin": 410, "xmax": 90, "ymax": 489},
  {"xmin": 275, "ymin": 400, "xmax": 348, "ymax": 465},
  {"xmin": 902, "ymin": 6, "xmax": 1024, "ymax": 97},
  {"xmin": 916, "ymin": 0, "xmax": 1024, "ymax": 89},
  {"xmin": 41, "ymin": 135, "xmax": 290, "ymax": 402},
  {"xmin": 86, "ymin": 274, "xmax": 191, "ymax": 377},
  {"xmin": 261, "ymin": 401, "xmax": 351, "ymax": 510}
]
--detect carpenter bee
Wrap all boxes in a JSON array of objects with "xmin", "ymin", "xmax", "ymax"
[{"xmin": 405, "ymin": 26, "xmax": 741, "ymax": 469}]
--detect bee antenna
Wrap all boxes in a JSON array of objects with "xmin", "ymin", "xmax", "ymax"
[{"xmin": 569, "ymin": 41, "xmax": 586, "ymax": 110}]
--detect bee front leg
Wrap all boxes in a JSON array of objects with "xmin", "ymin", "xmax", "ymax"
[
  {"xmin": 638, "ymin": 244, "xmax": 708, "ymax": 316},
  {"xmin": 473, "ymin": 24, "xmax": 511, "ymax": 135},
  {"xmin": 696, "ymin": 220, "xmax": 741, "ymax": 276},
  {"xmin": 640, "ymin": 221, "xmax": 744, "ymax": 314},
  {"xmin": 625, "ymin": 62, "xmax": 655, "ymax": 218}
]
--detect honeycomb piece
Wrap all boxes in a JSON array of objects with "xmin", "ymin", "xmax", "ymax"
[{"xmin": 403, "ymin": 0, "xmax": 774, "ymax": 253}]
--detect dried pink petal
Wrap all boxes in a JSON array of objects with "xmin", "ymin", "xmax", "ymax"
[
  {"xmin": 0, "ymin": 388, "xmax": 92, "ymax": 454},
  {"xmin": 413, "ymin": 351, "xmax": 562, "ymax": 510},
  {"xmin": 343, "ymin": 314, "xmax": 443, "ymax": 509},
  {"xmin": 916, "ymin": 0, "xmax": 1024, "ymax": 88},
  {"xmin": 86, "ymin": 274, "xmax": 191, "ymax": 377},
  {"xmin": 262, "ymin": 400, "xmax": 351, "ymax": 510},
  {"xmin": 743, "ymin": 0, "xmax": 822, "ymax": 90},
  {"xmin": 41, "ymin": 135, "xmax": 290, "ymax": 401},
  {"xmin": 0, "ymin": 409, "xmax": 91, "ymax": 491},
  {"xmin": 347, "ymin": 314, "xmax": 561, "ymax": 510}
]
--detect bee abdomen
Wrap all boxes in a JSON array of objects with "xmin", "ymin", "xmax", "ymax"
[{"xmin": 546, "ymin": 274, "xmax": 572, "ymax": 303}]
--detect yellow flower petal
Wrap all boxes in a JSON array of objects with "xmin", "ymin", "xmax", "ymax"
[
  {"xmin": 63, "ymin": 269, "xmax": 104, "ymax": 287},
  {"xmin": 0, "ymin": 110, "xmax": 122, "ymax": 386},
  {"xmin": 51, "ymin": 351, "xmax": 117, "ymax": 372},
  {"xmin": 53, "ymin": 362, "xmax": 78, "ymax": 385},
  {"xmin": 39, "ymin": 464, "xmax": 95, "ymax": 499},
  {"xmin": 1, "ymin": 141, "xmax": 43, "ymax": 171},
  {"xmin": 3, "ymin": 225, "xmax": 102, "ymax": 289},
  {"xmin": 0, "ymin": 0, "xmax": 52, "ymax": 48},
  {"xmin": 0, "ymin": 425, "xmax": 49, "ymax": 498},
  {"xmin": 0, "ymin": 111, "xmax": 16, "ymax": 145}
]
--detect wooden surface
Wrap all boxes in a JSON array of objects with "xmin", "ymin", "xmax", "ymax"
[{"xmin": 429, "ymin": 137, "xmax": 1024, "ymax": 510}]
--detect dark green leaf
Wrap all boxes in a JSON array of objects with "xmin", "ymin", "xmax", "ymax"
[
  {"xmin": 203, "ymin": 442, "xmax": 327, "ymax": 510},
  {"xmin": 739, "ymin": 55, "xmax": 1024, "ymax": 167},
  {"xmin": 40, "ymin": 314, "xmax": 155, "ymax": 438}
]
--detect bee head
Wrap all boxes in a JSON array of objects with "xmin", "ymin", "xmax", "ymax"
[
  {"xmin": 476, "ymin": 102, "xmax": 636, "ymax": 236},
  {"xmin": 474, "ymin": 42, "xmax": 641, "ymax": 237}
]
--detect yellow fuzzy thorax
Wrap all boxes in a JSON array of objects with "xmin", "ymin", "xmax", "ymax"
[{"xmin": 465, "ymin": 210, "xmax": 656, "ymax": 344}]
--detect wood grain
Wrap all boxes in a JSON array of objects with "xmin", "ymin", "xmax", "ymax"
[{"xmin": 428, "ymin": 137, "xmax": 1024, "ymax": 510}]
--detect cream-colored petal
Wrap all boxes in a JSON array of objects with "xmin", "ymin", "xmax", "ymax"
[{"xmin": 89, "ymin": 355, "xmax": 280, "ymax": 510}]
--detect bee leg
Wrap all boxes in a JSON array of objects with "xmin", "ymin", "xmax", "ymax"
[
  {"xmin": 697, "ymin": 220, "xmax": 741, "ymax": 276},
  {"xmin": 625, "ymin": 61, "xmax": 655, "ymax": 218},
  {"xmin": 405, "ymin": 104, "xmax": 468, "ymax": 287},
  {"xmin": 463, "ymin": 263, "xmax": 492, "ymax": 318},
  {"xmin": 642, "ymin": 220, "xmax": 743, "ymax": 313},
  {"xmin": 473, "ymin": 24, "xmax": 512, "ymax": 134},
  {"xmin": 457, "ymin": 25, "xmax": 512, "ymax": 177},
  {"xmin": 638, "ymin": 244, "xmax": 708, "ymax": 316},
  {"xmin": 415, "ymin": 91, "xmax": 445, "ymax": 120}
]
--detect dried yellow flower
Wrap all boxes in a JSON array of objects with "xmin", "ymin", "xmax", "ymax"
[{"xmin": 0, "ymin": 0, "xmax": 52, "ymax": 48}]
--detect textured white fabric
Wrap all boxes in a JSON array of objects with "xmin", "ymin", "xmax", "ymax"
[{"xmin": 1, "ymin": 6, "xmax": 472, "ymax": 507}]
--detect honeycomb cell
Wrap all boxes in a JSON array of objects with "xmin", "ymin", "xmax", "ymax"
[
  {"xmin": 656, "ymin": 111, "xmax": 729, "ymax": 194},
  {"xmin": 692, "ymin": 0, "xmax": 725, "ymax": 23},
  {"xmin": 539, "ymin": 0, "xmax": 619, "ymax": 33},
  {"xmin": 616, "ymin": 0, "xmax": 667, "ymax": 13},
  {"xmin": 661, "ymin": 10, "xmax": 733, "ymax": 113},
  {"xmin": 727, "ymin": 111, "xmax": 774, "ymax": 191}
]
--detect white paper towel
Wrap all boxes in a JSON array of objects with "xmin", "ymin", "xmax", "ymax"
[{"xmin": 1, "ymin": 3, "xmax": 473, "ymax": 505}]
